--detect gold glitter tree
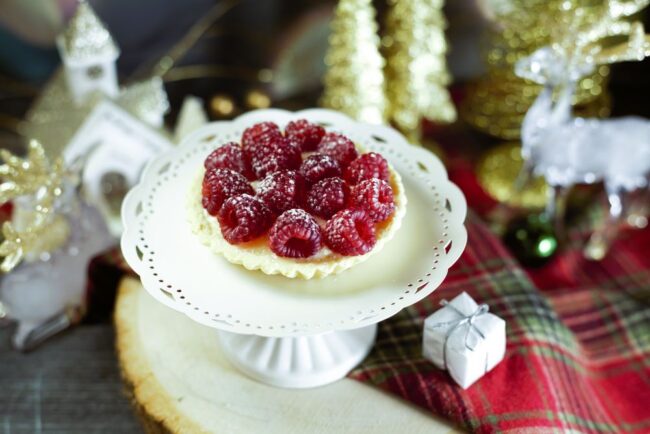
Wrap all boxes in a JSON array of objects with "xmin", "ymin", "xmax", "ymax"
[
  {"xmin": 321, "ymin": 0, "xmax": 386, "ymax": 124},
  {"xmin": 384, "ymin": 0, "xmax": 456, "ymax": 137}
]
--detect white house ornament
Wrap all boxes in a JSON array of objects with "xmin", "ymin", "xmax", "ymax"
[
  {"xmin": 57, "ymin": 0, "xmax": 120, "ymax": 104},
  {"xmin": 22, "ymin": 0, "xmax": 171, "ymax": 158},
  {"xmin": 514, "ymin": 1, "xmax": 650, "ymax": 259},
  {"xmin": 64, "ymin": 100, "xmax": 173, "ymax": 237},
  {"xmin": 423, "ymin": 292, "xmax": 506, "ymax": 389},
  {"xmin": 116, "ymin": 76, "xmax": 171, "ymax": 129},
  {"xmin": 18, "ymin": 1, "xmax": 174, "ymax": 237}
]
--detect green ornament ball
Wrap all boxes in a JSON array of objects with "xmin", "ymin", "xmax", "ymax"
[{"xmin": 503, "ymin": 213, "xmax": 558, "ymax": 266}]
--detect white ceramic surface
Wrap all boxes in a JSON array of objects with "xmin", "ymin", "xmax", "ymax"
[
  {"xmin": 218, "ymin": 324, "xmax": 377, "ymax": 388},
  {"xmin": 121, "ymin": 108, "xmax": 467, "ymax": 388}
]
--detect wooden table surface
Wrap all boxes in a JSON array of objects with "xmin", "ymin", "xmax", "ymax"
[
  {"xmin": 115, "ymin": 277, "xmax": 461, "ymax": 434},
  {"xmin": 0, "ymin": 321, "xmax": 141, "ymax": 433}
]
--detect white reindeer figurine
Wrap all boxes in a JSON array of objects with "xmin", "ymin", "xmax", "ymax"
[{"xmin": 514, "ymin": 6, "xmax": 650, "ymax": 259}]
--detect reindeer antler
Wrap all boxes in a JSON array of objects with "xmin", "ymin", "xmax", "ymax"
[
  {"xmin": 589, "ymin": 21, "xmax": 650, "ymax": 63},
  {"xmin": 573, "ymin": 0, "xmax": 650, "ymax": 64},
  {"xmin": 0, "ymin": 141, "xmax": 68, "ymax": 273}
]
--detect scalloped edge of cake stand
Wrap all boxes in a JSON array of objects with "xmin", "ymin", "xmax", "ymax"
[{"xmin": 121, "ymin": 108, "xmax": 468, "ymax": 388}]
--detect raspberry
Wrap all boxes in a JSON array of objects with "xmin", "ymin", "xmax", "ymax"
[
  {"xmin": 285, "ymin": 119, "xmax": 325, "ymax": 151},
  {"xmin": 269, "ymin": 209, "xmax": 322, "ymax": 258},
  {"xmin": 241, "ymin": 121, "xmax": 282, "ymax": 151},
  {"xmin": 306, "ymin": 177, "xmax": 349, "ymax": 219},
  {"xmin": 202, "ymin": 168, "xmax": 254, "ymax": 215},
  {"xmin": 257, "ymin": 170, "xmax": 307, "ymax": 214},
  {"xmin": 217, "ymin": 194, "xmax": 274, "ymax": 244},
  {"xmin": 351, "ymin": 178, "xmax": 395, "ymax": 223},
  {"xmin": 204, "ymin": 142, "xmax": 252, "ymax": 179},
  {"xmin": 299, "ymin": 154, "xmax": 342, "ymax": 185},
  {"xmin": 249, "ymin": 136, "xmax": 302, "ymax": 179},
  {"xmin": 317, "ymin": 132, "xmax": 358, "ymax": 169},
  {"xmin": 345, "ymin": 152, "xmax": 390, "ymax": 185},
  {"xmin": 324, "ymin": 208, "xmax": 376, "ymax": 256}
]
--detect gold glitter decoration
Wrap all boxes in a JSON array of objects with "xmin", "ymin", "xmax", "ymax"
[
  {"xmin": 20, "ymin": 71, "xmax": 170, "ymax": 159},
  {"xmin": 0, "ymin": 141, "xmax": 70, "ymax": 273},
  {"xmin": 477, "ymin": 142, "xmax": 548, "ymax": 209},
  {"xmin": 461, "ymin": 0, "xmax": 617, "ymax": 140},
  {"xmin": 116, "ymin": 76, "xmax": 170, "ymax": 122},
  {"xmin": 573, "ymin": 8, "xmax": 650, "ymax": 63},
  {"xmin": 384, "ymin": 0, "xmax": 456, "ymax": 135},
  {"xmin": 321, "ymin": 0, "xmax": 386, "ymax": 124},
  {"xmin": 60, "ymin": 1, "xmax": 119, "ymax": 62},
  {"xmin": 19, "ymin": 71, "xmax": 100, "ymax": 158}
]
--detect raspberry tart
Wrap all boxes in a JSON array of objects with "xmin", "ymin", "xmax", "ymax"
[{"xmin": 188, "ymin": 119, "xmax": 407, "ymax": 279}]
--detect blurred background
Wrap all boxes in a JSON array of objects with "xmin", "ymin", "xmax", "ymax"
[{"xmin": 0, "ymin": 0, "xmax": 648, "ymax": 175}]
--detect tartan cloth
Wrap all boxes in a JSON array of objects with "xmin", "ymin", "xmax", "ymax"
[{"xmin": 350, "ymin": 213, "xmax": 650, "ymax": 433}]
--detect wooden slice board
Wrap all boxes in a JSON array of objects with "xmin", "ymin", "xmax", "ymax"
[{"xmin": 115, "ymin": 277, "xmax": 461, "ymax": 434}]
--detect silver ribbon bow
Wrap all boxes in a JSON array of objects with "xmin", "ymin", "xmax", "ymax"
[{"xmin": 429, "ymin": 299, "xmax": 490, "ymax": 372}]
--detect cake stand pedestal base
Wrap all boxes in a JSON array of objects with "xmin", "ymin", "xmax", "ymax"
[{"xmin": 217, "ymin": 324, "xmax": 378, "ymax": 389}]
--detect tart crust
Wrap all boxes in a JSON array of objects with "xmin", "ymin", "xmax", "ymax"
[{"xmin": 188, "ymin": 166, "xmax": 407, "ymax": 279}]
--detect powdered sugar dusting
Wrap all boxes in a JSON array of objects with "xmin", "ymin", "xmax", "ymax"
[
  {"xmin": 324, "ymin": 208, "xmax": 376, "ymax": 256},
  {"xmin": 241, "ymin": 121, "xmax": 281, "ymax": 150},
  {"xmin": 202, "ymin": 168, "xmax": 254, "ymax": 215},
  {"xmin": 269, "ymin": 208, "xmax": 322, "ymax": 258},
  {"xmin": 198, "ymin": 122, "xmax": 405, "ymax": 262},
  {"xmin": 345, "ymin": 152, "xmax": 389, "ymax": 185},
  {"xmin": 300, "ymin": 154, "xmax": 342, "ymax": 184},
  {"xmin": 249, "ymin": 136, "xmax": 301, "ymax": 179},
  {"xmin": 217, "ymin": 193, "xmax": 274, "ymax": 243},
  {"xmin": 306, "ymin": 177, "xmax": 349, "ymax": 219},
  {"xmin": 351, "ymin": 178, "xmax": 395, "ymax": 223},
  {"xmin": 257, "ymin": 170, "xmax": 306, "ymax": 214},
  {"xmin": 317, "ymin": 132, "xmax": 358, "ymax": 168},
  {"xmin": 285, "ymin": 119, "xmax": 325, "ymax": 151},
  {"xmin": 204, "ymin": 142, "xmax": 252, "ymax": 179}
]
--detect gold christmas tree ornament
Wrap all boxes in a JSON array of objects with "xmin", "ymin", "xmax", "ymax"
[
  {"xmin": 0, "ymin": 141, "xmax": 71, "ymax": 273},
  {"xmin": 321, "ymin": 0, "xmax": 386, "ymax": 124},
  {"xmin": 384, "ymin": 0, "xmax": 456, "ymax": 135},
  {"xmin": 477, "ymin": 142, "xmax": 547, "ymax": 209}
]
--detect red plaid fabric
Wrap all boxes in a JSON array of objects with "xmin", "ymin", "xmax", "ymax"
[{"xmin": 351, "ymin": 213, "xmax": 650, "ymax": 433}]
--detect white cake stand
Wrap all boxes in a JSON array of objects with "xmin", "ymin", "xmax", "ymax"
[{"xmin": 121, "ymin": 108, "xmax": 467, "ymax": 389}]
